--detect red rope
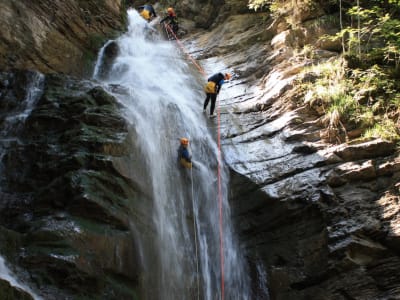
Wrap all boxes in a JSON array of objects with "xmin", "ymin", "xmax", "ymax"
[
  {"xmin": 164, "ymin": 24, "xmax": 206, "ymax": 77},
  {"xmin": 166, "ymin": 23, "xmax": 225, "ymax": 299}
]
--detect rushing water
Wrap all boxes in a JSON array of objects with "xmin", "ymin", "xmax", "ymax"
[
  {"xmin": 94, "ymin": 9, "xmax": 251, "ymax": 300},
  {"xmin": 0, "ymin": 71, "xmax": 44, "ymax": 178},
  {"xmin": 0, "ymin": 71, "xmax": 44, "ymax": 300},
  {"xmin": 0, "ymin": 255, "xmax": 42, "ymax": 300}
]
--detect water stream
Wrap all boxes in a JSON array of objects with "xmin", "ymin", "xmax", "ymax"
[
  {"xmin": 0, "ymin": 255, "xmax": 42, "ymax": 300},
  {"xmin": 0, "ymin": 71, "xmax": 44, "ymax": 177},
  {"xmin": 0, "ymin": 71, "xmax": 44, "ymax": 300},
  {"xmin": 94, "ymin": 9, "xmax": 251, "ymax": 299}
]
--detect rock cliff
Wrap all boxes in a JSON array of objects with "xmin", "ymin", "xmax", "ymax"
[
  {"xmin": 183, "ymin": 0, "xmax": 400, "ymax": 299},
  {"xmin": 0, "ymin": 0, "xmax": 125, "ymax": 76},
  {"xmin": 0, "ymin": 0, "xmax": 399, "ymax": 299},
  {"xmin": 0, "ymin": 71, "xmax": 150, "ymax": 299}
]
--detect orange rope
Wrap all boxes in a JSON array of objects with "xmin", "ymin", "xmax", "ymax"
[
  {"xmin": 166, "ymin": 23, "xmax": 225, "ymax": 299},
  {"xmin": 164, "ymin": 24, "xmax": 206, "ymax": 77}
]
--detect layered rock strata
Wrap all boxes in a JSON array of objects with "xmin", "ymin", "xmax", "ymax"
[
  {"xmin": 0, "ymin": 71, "xmax": 151, "ymax": 299},
  {"xmin": 0, "ymin": 0, "xmax": 125, "ymax": 76},
  {"xmin": 186, "ymin": 1, "xmax": 400, "ymax": 299}
]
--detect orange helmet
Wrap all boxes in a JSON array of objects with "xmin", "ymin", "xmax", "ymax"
[
  {"xmin": 180, "ymin": 138, "xmax": 189, "ymax": 146},
  {"xmin": 167, "ymin": 7, "xmax": 174, "ymax": 14},
  {"xmin": 224, "ymin": 73, "xmax": 231, "ymax": 80}
]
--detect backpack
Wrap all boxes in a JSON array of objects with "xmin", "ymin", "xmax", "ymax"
[
  {"xmin": 204, "ymin": 81, "xmax": 216, "ymax": 94},
  {"xmin": 140, "ymin": 10, "xmax": 151, "ymax": 20}
]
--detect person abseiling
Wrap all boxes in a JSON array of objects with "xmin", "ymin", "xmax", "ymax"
[
  {"xmin": 177, "ymin": 138, "xmax": 192, "ymax": 169},
  {"xmin": 137, "ymin": 4, "xmax": 157, "ymax": 22},
  {"xmin": 160, "ymin": 7, "xmax": 179, "ymax": 36},
  {"xmin": 203, "ymin": 72, "xmax": 231, "ymax": 118}
]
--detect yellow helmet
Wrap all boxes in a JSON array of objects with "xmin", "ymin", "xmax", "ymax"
[
  {"xmin": 180, "ymin": 138, "xmax": 189, "ymax": 145},
  {"xmin": 224, "ymin": 73, "xmax": 231, "ymax": 80}
]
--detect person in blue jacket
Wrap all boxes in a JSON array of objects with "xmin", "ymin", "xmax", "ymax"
[
  {"xmin": 177, "ymin": 138, "xmax": 192, "ymax": 169},
  {"xmin": 203, "ymin": 72, "xmax": 231, "ymax": 118}
]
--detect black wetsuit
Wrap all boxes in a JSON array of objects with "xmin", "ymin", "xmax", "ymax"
[
  {"xmin": 160, "ymin": 14, "xmax": 179, "ymax": 34},
  {"xmin": 203, "ymin": 73, "xmax": 225, "ymax": 116}
]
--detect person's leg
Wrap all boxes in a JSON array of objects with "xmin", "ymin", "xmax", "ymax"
[
  {"xmin": 173, "ymin": 24, "xmax": 179, "ymax": 34},
  {"xmin": 203, "ymin": 93, "xmax": 211, "ymax": 110},
  {"xmin": 210, "ymin": 93, "xmax": 217, "ymax": 115}
]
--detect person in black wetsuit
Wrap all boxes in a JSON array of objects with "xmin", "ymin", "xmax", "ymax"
[
  {"xmin": 160, "ymin": 7, "xmax": 179, "ymax": 36},
  {"xmin": 203, "ymin": 72, "xmax": 231, "ymax": 118}
]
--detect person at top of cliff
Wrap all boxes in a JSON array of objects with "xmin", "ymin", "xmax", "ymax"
[
  {"xmin": 159, "ymin": 7, "xmax": 179, "ymax": 36},
  {"xmin": 203, "ymin": 72, "xmax": 231, "ymax": 118},
  {"xmin": 177, "ymin": 137, "xmax": 192, "ymax": 169},
  {"xmin": 137, "ymin": 4, "xmax": 157, "ymax": 22}
]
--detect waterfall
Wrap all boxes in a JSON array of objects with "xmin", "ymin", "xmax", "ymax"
[
  {"xmin": 0, "ymin": 256, "xmax": 42, "ymax": 300},
  {"xmin": 0, "ymin": 71, "xmax": 44, "ymax": 176},
  {"xmin": 94, "ymin": 9, "xmax": 251, "ymax": 299},
  {"xmin": 0, "ymin": 71, "xmax": 44, "ymax": 299}
]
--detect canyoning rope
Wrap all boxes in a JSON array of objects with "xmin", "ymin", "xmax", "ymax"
[
  {"xmin": 190, "ymin": 168, "xmax": 200, "ymax": 299},
  {"xmin": 170, "ymin": 26, "xmax": 225, "ymax": 300},
  {"xmin": 164, "ymin": 24, "xmax": 206, "ymax": 77},
  {"xmin": 190, "ymin": 165, "xmax": 200, "ymax": 300}
]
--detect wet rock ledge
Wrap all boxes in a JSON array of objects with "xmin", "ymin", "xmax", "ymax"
[
  {"xmin": 183, "ymin": 1, "xmax": 400, "ymax": 298},
  {"xmin": 0, "ymin": 70, "xmax": 152, "ymax": 299}
]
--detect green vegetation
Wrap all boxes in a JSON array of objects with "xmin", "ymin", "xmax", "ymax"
[
  {"xmin": 300, "ymin": 59, "xmax": 400, "ymax": 141},
  {"xmin": 249, "ymin": 0, "xmax": 400, "ymax": 142}
]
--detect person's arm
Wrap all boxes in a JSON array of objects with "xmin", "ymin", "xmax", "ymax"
[
  {"xmin": 183, "ymin": 149, "xmax": 192, "ymax": 162},
  {"xmin": 216, "ymin": 80, "xmax": 225, "ymax": 94},
  {"xmin": 151, "ymin": 7, "xmax": 157, "ymax": 17},
  {"xmin": 159, "ymin": 16, "xmax": 168, "ymax": 23}
]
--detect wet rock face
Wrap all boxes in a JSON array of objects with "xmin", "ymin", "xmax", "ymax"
[
  {"xmin": 0, "ymin": 1, "xmax": 399, "ymax": 299},
  {"xmin": 0, "ymin": 70, "xmax": 152, "ymax": 299},
  {"xmin": 94, "ymin": 41, "xmax": 120, "ymax": 80},
  {"xmin": 159, "ymin": 0, "xmax": 251, "ymax": 29},
  {"xmin": 0, "ymin": 279, "xmax": 34, "ymax": 300},
  {"xmin": 186, "ymin": 2, "xmax": 400, "ymax": 300},
  {"xmin": 0, "ymin": 0, "xmax": 125, "ymax": 76}
]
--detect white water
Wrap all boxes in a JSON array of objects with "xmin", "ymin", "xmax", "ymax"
[
  {"xmin": 94, "ymin": 9, "xmax": 251, "ymax": 299},
  {"xmin": 0, "ymin": 72, "xmax": 44, "ymax": 300},
  {"xmin": 0, "ymin": 256, "xmax": 42, "ymax": 300},
  {"xmin": 0, "ymin": 72, "xmax": 44, "ymax": 170}
]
